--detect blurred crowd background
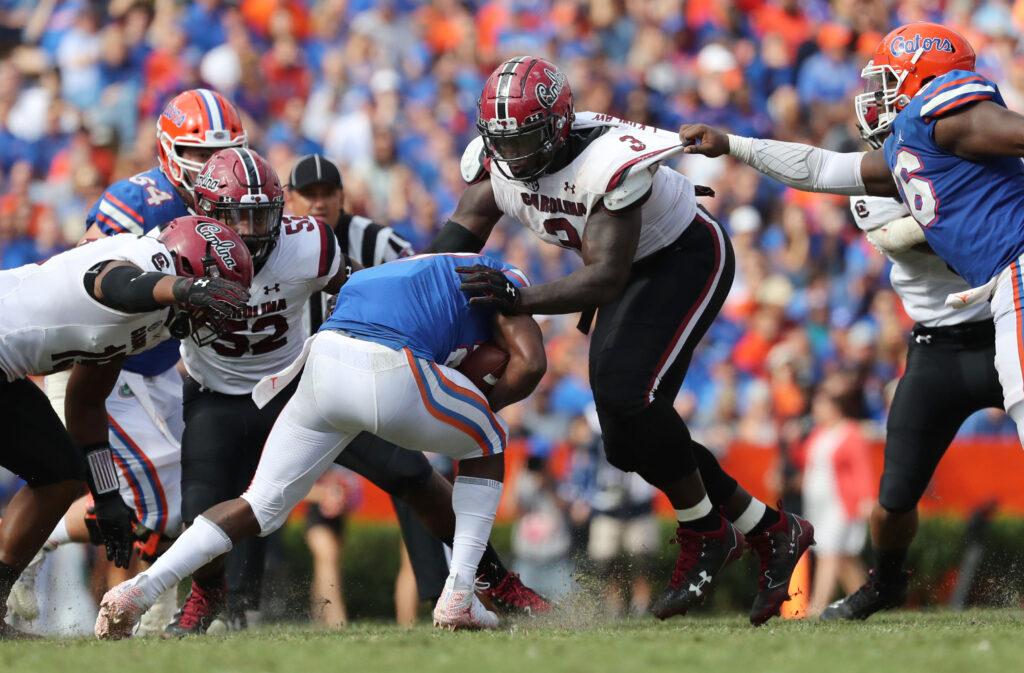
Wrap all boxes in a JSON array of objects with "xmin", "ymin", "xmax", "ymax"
[{"xmin": 1, "ymin": 0, "xmax": 1022, "ymax": 623}]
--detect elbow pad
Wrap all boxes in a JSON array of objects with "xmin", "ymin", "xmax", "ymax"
[
  {"xmin": 426, "ymin": 220, "xmax": 486, "ymax": 254},
  {"xmin": 728, "ymin": 135, "xmax": 867, "ymax": 196},
  {"xmin": 96, "ymin": 264, "xmax": 165, "ymax": 312}
]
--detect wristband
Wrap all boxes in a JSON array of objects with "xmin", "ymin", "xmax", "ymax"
[{"xmin": 83, "ymin": 441, "xmax": 120, "ymax": 495}]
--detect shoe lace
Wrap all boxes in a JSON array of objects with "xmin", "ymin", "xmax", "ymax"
[
  {"xmin": 746, "ymin": 531, "xmax": 778, "ymax": 591},
  {"xmin": 176, "ymin": 585, "xmax": 220, "ymax": 630},
  {"xmin": 668, "ymin": 528, "xmax": 705, "ymax": 590}
]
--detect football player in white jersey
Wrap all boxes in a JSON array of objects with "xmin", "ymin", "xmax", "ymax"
[
  {"xmin": 818, "ymin": 106, "xmax": 1003, "ymax": 620},
  {"xmin": 162, "ymin": 148, "xmax": 546, "ymax": 636},
  {"xmin": 8, "ymin": 89, "xmax": 250, "ymax": 632},
  {"xmin": 428, "ymin": 56, "xmax": 813, "ymax": 625},
  {"xmin": 0, "ymin": 216, "xmax": 251, "ymax": 638}
]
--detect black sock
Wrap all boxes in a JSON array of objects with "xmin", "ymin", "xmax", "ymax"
[
  {"xmin": 678, "ymin": 510, "xmax": 722, "ymax": 533},
  {"xmin": 874, "ymin": 549, "xmax": 907, "ymax": 585},
  {"xmin": 477, "ymin": 543, "xmax": 508, "ymax": 587},
  {"xmin": 193, "ymin": 571, "xmax": 226, "ymax": 593},
  {"xmin": 0, "ymin": 560, "xmax": 19, "ymax": 606},
  {"xmin": 747, "ymin": 506, "xmax": 782, "ymax": 537}
]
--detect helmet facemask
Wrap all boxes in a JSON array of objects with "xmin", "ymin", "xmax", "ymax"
[
  {"xmin": 854, "ymin": 49, "xmax": 926, "ymax": 142},
  {"xmin": 204, "ymin": 196, "xmax": 284, "ymax": 268},
  {"xmin": 159, "ymin": 132, "xmax": 247, "ymax": 190},
  {"xmin": 478, "ymin": 111, "xmax": 565, "ymax": 182}
]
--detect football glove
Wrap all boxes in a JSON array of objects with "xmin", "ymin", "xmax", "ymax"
[
  {"xmin": 455, "ymin": 264, "xmax": 521, "ymax": 314},
  {"xmin": 83, "ymin": 442, "xmax": 137, "ymax": 569},
  {"xmin": 173, "ymin": 276, "xmax": 251, "ymax": 321},
  {"xmin": 91, "ymin": 492, "xmax": 138, "ymax": 569}
]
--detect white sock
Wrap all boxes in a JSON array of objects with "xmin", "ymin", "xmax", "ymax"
[
  {"xmin": 732, "ymin": 498, "xmax": 768, "ymax": 535},
  {"xmin": 675, "ymin": 495, "xmax": 712, "ymax": 523},
  {"xmin": 45, "ymin": 516, "xmax": 72, "ymax": 548},
  {"xmin": 133, "ymin": 516, "xmax": 232, "ymax": 604},
  {"xmin": 449, "ymin": 476, "xmax": 503, "ymax": 590}
]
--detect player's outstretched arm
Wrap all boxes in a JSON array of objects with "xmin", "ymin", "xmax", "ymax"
[
  {"xmin": 89, "ymin": 261, "xmax": 250, "ymax": 315},
  {"xmin": 486, "ymin": 313, "xmax": 546, "ymax": 412},
  {"xmin": 679, "ymin": 123, "xmax": 899, "ymax": 197},
  {"xmin": 426, "ymin": 180, "xmax": 503, "ymax": 253},
  {"xmin": 934, "ymin": 100, "xmax": 1024, "ymax": 159}
]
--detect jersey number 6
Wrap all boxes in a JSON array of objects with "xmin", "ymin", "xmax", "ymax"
[{"xmin": 893, "ymin": 149, "xmax": 938, "ymax": 228}]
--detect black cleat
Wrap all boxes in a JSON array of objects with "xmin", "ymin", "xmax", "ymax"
[
  {"xmin": 820, "ymin": 569, "xmax": 910, "ymax": 621},
  {"xmin": 747, "ymin": 510, "xmax": 815, "ymax": 625},
  {"xmin": 651, "ymin": 519, "xmax": 744, "ymax": 620},
  {"xmin": 162, "ymin": 580, "xmax": 227, "ymax": 638}
]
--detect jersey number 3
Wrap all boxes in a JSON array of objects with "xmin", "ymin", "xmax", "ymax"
[{"xmin": 893, "ymin": 150, "xmax": 938, "ymax": 227}]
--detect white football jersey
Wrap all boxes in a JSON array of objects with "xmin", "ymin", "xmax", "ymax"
[
  {"xmin": 0, "ymin": 234, "xmax": 175, "ymax": 381},
  {"xmin": 181, "ymin": 215, "xmax": 341, "ymax": 394},
  {"xmin": 473, "ymin": 111, "xmax": 697, "ymax": 261},
  {"xmin": 850, "ymin": 196, "xmax": 988, "ymax": 326}
]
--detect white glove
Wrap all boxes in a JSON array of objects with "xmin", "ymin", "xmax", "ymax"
[{"xmin": 864, "ymin": 215, "xmax": 927, "ymax": 255}]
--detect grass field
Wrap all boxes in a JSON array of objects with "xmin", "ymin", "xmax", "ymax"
[{"xmin": 2, "ymin": 609, "xmax": 1021, "ymax": 673}]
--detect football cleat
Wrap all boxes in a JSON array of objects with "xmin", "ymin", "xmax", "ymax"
[
  {"xmin": 746, "ymin": 510, "xmax": 815, "ymax": 625},
  {"xmin": 651, "ymin": 519, "xmax": 744, "ymax": 620},
  {"xmin": 433, "ymin": 575, "xmax": 499, "ymax": 631},
  {"xmin": 483, "ymin": 572, "xmax": 552, "ymax": 616},
  {"xmin": 6, "ymin": 548, "xmax": 47, "ymax": 621},
  {"xmin": 95, "ymin": 581, "xmax": 151, "ymax": 640},
  {"xmin": 207, "ymin": 604, "xmax": 248, "ymax": 635},
  {"xmin": 820, "ymin": 569, "xmax": 910, "ymax": 621},
  {"xmin": 162, "ymin": 580, "xmax": 227, "ymax": 638}
]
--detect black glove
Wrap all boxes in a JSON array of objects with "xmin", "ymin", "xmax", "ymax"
[
  {"xmin": 91, "ymin": 491, "xmax": 138, "ymax": 569},
  {"xmin": 455, "ymin": 264, "xmax": 521, "ymax": 314},
  {"xmin": 83, "ymin": 442, "xmax": 137, "ymax": 569},
  {"xmin": 173, "ymin": 276, "xmax": 251, "ymax": 321}
]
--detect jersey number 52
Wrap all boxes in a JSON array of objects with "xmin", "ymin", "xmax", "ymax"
[{"xmin": 210, "ymin": 315, "xmax": 288, "ymax": 357}]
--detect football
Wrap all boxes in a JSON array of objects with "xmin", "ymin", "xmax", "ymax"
[{"xmin": 457, "ymin": 342, "xmax": 509, "ymax": 393}]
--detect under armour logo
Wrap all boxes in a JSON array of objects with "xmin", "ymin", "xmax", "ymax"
[
  {"xmin": 915, "ymin": 333, "xmax": 933, "ymax": 344},
  {"xmin": 506, "ymin": 282, "xmax": 515, "ymax": 296},
  {"xmin": 564, "ymin": 182, "xmax": 576, "ymax": 194},
  {"xmin": 689, "ymin": 571, "xmax": 712, "ymax": 596},
  {"xmin": 194, "ymin": 278, "xmax": 210, "ymax": 288},
  {"xmin": 264, "ymin": 283, "xmax": 280, "ymax": 295},
  {"xmin": 764, "ymin": 570, "xmax": 786, "ymax": 590}
]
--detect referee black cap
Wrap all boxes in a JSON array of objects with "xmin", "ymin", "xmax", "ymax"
[{"xmin": 288, "ymin": 154, "xmax": 343, "ymax": 192}]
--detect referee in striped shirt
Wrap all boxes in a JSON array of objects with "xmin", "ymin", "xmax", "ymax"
[{"xmin": 287, "ymin": 153, "xmax": 414, "ymax": 330}]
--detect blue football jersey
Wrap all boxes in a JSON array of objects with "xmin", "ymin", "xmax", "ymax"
[
  {"xmin": 884, "ymin": 70, "xmax": 1024, "ymax": 286},
  {"xmin": 86, "ymin": 166, "xmax": 193, "ymax": 375},
  {"xmin": 322, "ymin": 253, "xmax": 530, "ymax": 364}
]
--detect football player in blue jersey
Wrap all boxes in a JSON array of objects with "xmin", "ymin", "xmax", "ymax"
[
  {"xmin": 681, "ymin": 20, "xmax": 1024, "ymax": 613},
  {"xmin": 95, "ymin": 254, "xmax": 546, "ymax": 637}
]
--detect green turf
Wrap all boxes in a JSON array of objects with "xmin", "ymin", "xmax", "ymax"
[{"xmin": 2, "ymin": 610, "xmax": 1021, "ymax": 673}]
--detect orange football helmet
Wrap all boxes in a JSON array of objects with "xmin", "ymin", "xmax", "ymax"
[
  {"xmin": 157, "ymin": 89, "xmax": 248, "ymax": 191},
  {"xmin": 855, "ymin": 22, "xmax": 976, "ymax": 143}
]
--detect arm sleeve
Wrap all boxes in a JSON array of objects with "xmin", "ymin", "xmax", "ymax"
[
  {"xmin": 728, "ymin": 135, "xmax": 868, "ymax": 196},
  {"xmin": 93, "ymin": 264, "xmax": 166, "ymax": 312}
]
